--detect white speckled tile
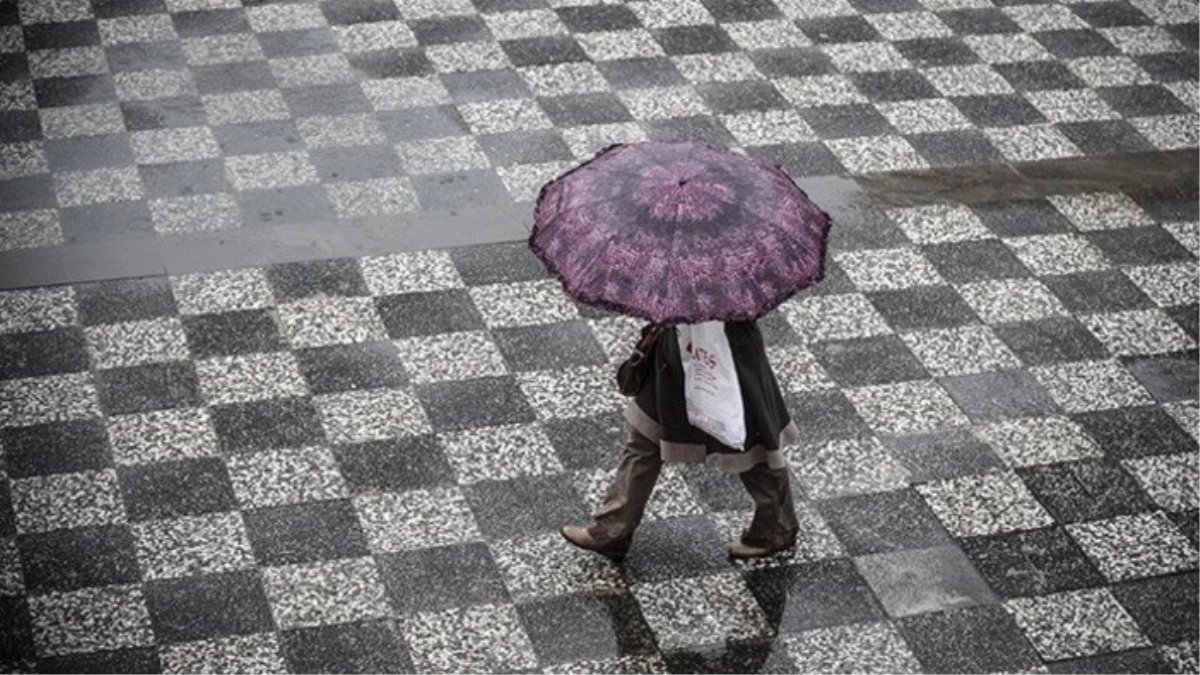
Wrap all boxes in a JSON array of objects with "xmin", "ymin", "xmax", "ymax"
[
  {"xmin": 1048, "ymin": 193, "xmax": 1155, "ymax": 232},
  {"xmin": 355, "ymin": 486, "xmax": 481, "ymax": 553},
  {"xmin": 276, "ymin": 297, "xmax": 388, "ymax": 348},
  {"xmin": 439, "ymin": 423, "xmax": 563, "ymax": 484},
  {"xmin": 1067, "ymin": 511, "xmax": 1198, "ymax": 583},
  {"xmin": 957, "ymin": 279, "xmax": 1070, "ymax": 324},
  {"xmin": 1122, "ymin": 452, "xmax": 1199, "ymax": 512},
  {"xmin": 133, "ymin": 512, "xmax": 256, "ymax": 580},
  {"xmin": 196, "ymin": 352, "xmax": 308, "ymax": 405},
  {"xmin": 900, "ymin": 326, "xmax": 1022, "ymax": 377},
  {"xmin": 916, "ymin": 471, "xmax": 1054, "ymax": 537},
  {"xmin": 631, "ymin": 573, "xmax": 773, "ymax": 651},
  {"xmin": 28, "ymin": 585, "xmax": 154, "ymax": 657},
  {"xmin": 1005, "ymin": 589, "xmax": 1149, "ymax": 661},
  {"xmin": 403, "ymin": 603, "xmax": 539, "ymax": 675},
  {"xmin": 1122, "ymin": 264, "xmax": 1199, "ymax": 308},
  {"xmin": 836, "ymin": 248, "xmax": 945, "ymax": 292},
  {"xmin": 489, "ymin": 532, "xmax": 626, "ymax": 603},
  {"xmin": 846, "ymin": 380, "xmax": 971, "ymax": 436},
  {"xmin": 10, "ymin": 469, "xmax": 126, "ymax": 534},
  {"xmin": 1031, "ymin": 360, "xmax": 1155, "ymax": 413},
  {"xmin": 106, "ymin": 407, "xmax": 219, "ymax": 466},
  {"xmin": 159, "ymin": 633, "xmax": 287, "ymax": 675},
  {"xmin": 225, "ymin": 446, "xmax": 349, "ymax": 508},
  {"xmin": 788, "ymin": 437, "xmax": 912, "ymax": 499},
  {"xmin": 468, "ymin": 280, "xmax": 579, "ymax": 328},
  {"xmin": 262, "ymin": 557, "xmax": 392, "ymax": 629},
  {"xmin": 782, "ymin": 293, "xmax": 893, "ymax": 343},
  {"xmin": 86, "ymin": 318, "xmax": 190, "ymax": 370},
  {"xmin": 0, "ymin": 287, "xmax": 77, "ymax": 334},
  {"xmin": 315, "ymin": 388, "xmax": 430, "ymax": 444},
  {"xmin": 1079, "ymin": 310, "xmax": 1196, "ymax": 357},
  {"xmin": 973, "ymin": 416, "xmax": 1102, "ymax": 468},
  {"xmin": 394, "ymin": 331, "xmax": 507, "ymax": 384},
  {"xmin": 786, "ymin": 622, "xmax": 922, "ymax": 674},
  {"xmin": 517, "ymin": 366, "xmax": 624, "ymax": 420}
]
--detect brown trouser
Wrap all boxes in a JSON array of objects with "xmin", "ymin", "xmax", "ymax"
[{"xmin": 587, "ymin": 429, "xmax": 799, "ymax": 548}]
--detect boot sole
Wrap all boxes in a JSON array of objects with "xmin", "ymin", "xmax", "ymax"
[{"xmin": 559, "ymin": 528, "xmax": 629, "ymax": 562}]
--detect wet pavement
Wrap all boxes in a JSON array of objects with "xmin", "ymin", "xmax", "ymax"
[{"xmin": 1, "ymin": 0, "xmax": 1199, "ymax": 673}]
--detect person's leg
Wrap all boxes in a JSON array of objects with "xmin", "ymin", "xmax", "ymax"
[
  {"xmin": 561, "ymin": 428, "xmax": 663, "ymax": 559},
  {"xmin": 730, "ymin": 461, "xmax": 799, "ymax": 558}
]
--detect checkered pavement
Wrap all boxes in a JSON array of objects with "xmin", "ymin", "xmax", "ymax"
[
  {"xmin": 1, "ymin": 188, "xmax": 1196, "ymax": 673},
  {"xmin": 0, "ymin": 0, "xmax": 1196, "ymax": 251}
]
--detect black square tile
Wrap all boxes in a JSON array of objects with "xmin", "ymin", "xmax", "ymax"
[
  {"xmin": 106, "ymin": 41, "xmax": 188, "ymax": 72},
  {"xmin": 995, "ymin": 61, "xmax": 1087, "ymax": 91},
  {"xmin": 0, "ymin": 111, "xmax": 41, "ymax": 143},
  {"xmin": 1112, "ymin": 572, "xmax": 1199, "ymax": 645},
  {"xmin": 118, "ymin": 457, "xmax": 238, "ymax": 521},
  {"xmin": 745, "ymin": 558, "xmax": 886, "ymax": 633},
  {"xmin": 940, "ymin": 369, "xmax": 1062, "ymax": 422},
  {"xmin": 1042, "ymin": 270, "xmax": 1155, "ymax": 313},
  {"xmin": 209, "ymin": 397, "xmax": 328, "ymax": 453},
  {"xmin": 1017, "ymin": 459, "xmax": 1155, "ymax": 523},
  {"xmin": 17, "ymin": 525, "xmax": 139, "ymax": 594},
  {"xmin": 853, "ymin": 70, "xmax": 941, "ymax": 101},
  {"xmin": 1060, "ymin": 119, "xmax": 1156, "ymax": 155},
  {"xmin": 33, "ymin": 74, "xmax": 118, "ymax": 108},
  {"xmin": 181, "ymin": 310, "xmax": 285, "ymax": 358},
  {"xmin": 678, "ymin": 462, "xmax": 750, "ymax": 513},
  {"xmin": 953, "ymin": 94, "xmax": 1046, "ymax": 127},
  {"xmin": 817, "ymin": 489, "xmax": 952, "ymax": 556},
  {"xmin": 1103, "ymin": 84, "xmax": 1194, "ymax": 118},
  {"xmin": 850, "ymin": 0, "xmax": 922, "ymax": 11},
  {"xmin": 661, "ymin": 643, "xmax": 793, "ymax": 675},
  {"xmin": 212, "ymin": 120, "xmax": 304, "ymax": 155},
  {"xmin": 868, "ymin": 286, "xmax": 980, "ymax": 330},
  {"xmin": 895, "ymin": 37, "xmax": 981, "ymax": 68},
  {"xmin": 555, "ymin": 5, "xmax": 640, "ymax": 32},
  {"xmin": 501, "ymin": 36, "xmax": 588, "ymax": 66},
  {"xmin": 375, "ymin": 290, "xmax": 486, "ymax": 338},
  {"xmin": 410, "ymin": 170, "xmax": 513, "ymax": 211},
  {"xmin": 854, "ymin": 544, "xmax": 997, "ymax": 617},
  {"xmin": 464, "ymin": 475, "xmax": 588, "ymax": 540},
  {"xmin": 654, "ymin": 24, "xmax": 737, "ymax": 55},
  {"xmin": 1070, "ymin": 1, "xmax": 1153, "ymax": 28},
  {"xmin": 59, "ymin": 201, "xmax": 155, "ymax": 244},
  {"xmin": 620, "ymin": 515, "xmax": 729, "ymax": 583},
  {"xmin": 75, "ymin": 276, "xmax": 176, "ymax": 325},
  {"xmin": 883, "ymin": 430, "xmax": 1006, "ymax": 483},
  {"xmin": 538, "ymin": 92, "xmax": 633, "ymax": 126},
  {"xmin": 519, "ymin": 593, "xmax": 656, "ymax": 665},
  {"xmin": 450, "ymin": 241, "xmax": 547, "ymax": 286},
  {"xmin": 696, "ymin": 80, "xmax": 790, "ymax": 113},
  {"xmin": 410, "ymin": 15, "xmax": 490, "ymax": 45},
  {"xmin": 2, "ymin": 419, "xmax": 111, "ymax": 478},
  {"xmin": 597, "ymin": 57, "xmax": 687, "ymax": 89},
  {"xmin": 24, "ymin": 21, "xmax": 102, "ymax": 49},
  {"xmin": 283, "ymin": 83, "xmax": 372, "ymax": 118},
  {"xmin": 744, "ymin": 142, "xmax": 846, "ymax": 177},
  {"xmin": 701, "ymin": 0, "xmax": 781, "ymax": 20},
  {"xmin": 1169, "ymin": 510, "xmax": 1198, "ymax": 548},
  {"xmin": 1086, "ymin": 226, "xmax": 1195, "ymax": 266},
  {"xmin": 973, "ymin": 198, "xmax": 1074, "ymax": 237},
  {"xmin": 376, "ymin": 105, "xmax": 469, "ymax": 142},
  {"xmin": 120, "ymin": 96, "xmax": 207, "ymax": 131},
  {"xmin": 0, "ymin": 596, "xmax": 34, "ymax": 670},
  {"xmin": 0, "ymin": 175, "xmax": 54, "ymax": 212},
  {"xmin": 748, "ymin": 47, "xmax": 837, "ymax": 78},
  {"xmin": 39, "ymin": 648, "xmax": 161, "ymax": 674},
  {"xmin": 243, "ymin": 500, "xmax": 370, "ymax": 565},
  {"xmin": 922, "ymin": 239, "xmax": 1029, "ymax": 283},
  {"xmin": 542, "ymin": 412, "xmax": 627, "ymax": 471},
  {"xmin": 1074, "ymin": 405, "xmax": 1196, "ymax": 460},
  {"xmin": 281, "ymin": 620, "xmax": 414, "ymax": 674},
  {"xmin": 783, "ymin": 390, "xmax": 872, "ymax": 445},
  {"xmin": 320, "ymin": 0, "xmax": 401, "ymax": 24},
  {"xmin": 641, "ymin": 115, "xmax": 738, "ymax": 146},
  {"xmin": 797, "ymin": 16, "xmax": 882, "ymax": 44},
  {"xmin": 801, "ymin": 104, "xmax": 894, "ymax": 139},
  {"xmin": 96, "ymin": 362, "xmax": 202, "ymax": 416},
  {"xmin": 144, "ymin": 570, "xmax": 274, "ymax": 643},
  {"xmin": 1035, "ymin": 29, "xmax": 1121, "ymax": 58},
  {"xmin": 267, "ymin": 258, "xmax": 368, "ymax": 300},
  {"xmin": 193, "ymin": 61, "xmax": 278, "ymax": 94},
  {"xmin": 993, "ymin": 317, "xmax": 1110, "ymax": 366},
  {"xmin": 911, "ymin": 129, "xmax": 1008, "ymax": 167},
  {"xmin": 0, "ymin": 481, "xmax": 14, "ymax": 539},
  {"xmin": 138, "ymin": 160, "xmax": 232, "ymax": 199},
  {"xmin": 309, "ymin": 144, "xmax": 403, "ymax": 183},
  {"xmin": 0, "ymin": 328, "xmax": 89, "ymax": 380},
  {"xmin": 1136, "ymin": 51, "xmax": 1199, "ymax": 83},
  {"xmin": 1167, "ymin": 304, "xmax": 1199, "ymax": 340},
  {"xmin": 346, "ymin": 47, "xmax": 433, "ymax": 78},
  {"xmin": 416, "ymin": 376, "xmax": 537, "ymax": 431},
  {"xmin": 492, "ymin": 321, "xmax": 608, "ymax": 372},
  {"xmin": 935, "ymin": 8, "xmax": 1023, "ymax": 34},
  {"xmin": 295, "ymin": 341, "xmax": 408, "ymax": 395},
  {"xmin": 441, "ymin": 69, "xmax": 532, "ymax": 103},
  {"xmin": 809, "ymin": 335, "xmax": 930, "ymax": 387},
  {"xmin": 237, "ymin": 186, "xmax": 336, "ymax": 225},
  {"xmin": 960, "ymin": 526, "xmax": 1104, "ymax": 598},
  {"xmin": 898, "ymin": 605, "xmax": 1043, "ymax": 674},
  {"xmin": 44, "ymin": 133, "xmax": 135, "ymax": 171},
  {"xmin": 1131, "ymin": 193, "xmax": 1199, "ymax": 223},
  {"xmin": 92, "ymin": 0, "xmax": 167, "ymax": 17},
  {"xmin": 335, "ymin": 435, "xmax": 455, "ymax": 494},
  {"xmin": 1167, "ymin": 23, "xmax": 1199, "ymax": 50},
  {"xmin": 171, "ymin": 8, "xmax": 251, "ymax": 37},
  {"xmin": 376, "ymin": 543, "xmax": 508, "ymax": 615},
  {"xmin": 1124, "ymin": 352, "xmax": 1199, "ymax": 403},
  {"xmin": 0, "ymin": 53, "xmax": 29, "ymax": 84}
]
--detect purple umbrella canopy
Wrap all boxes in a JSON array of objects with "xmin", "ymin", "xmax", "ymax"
[{"xmin": 530, "ymin": 141, "xmax": 832, "ymax": 324}]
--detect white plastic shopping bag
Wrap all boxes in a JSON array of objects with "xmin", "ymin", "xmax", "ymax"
[{"xmin": 677, "ymin": 321, "xmax": 746, "ymax": 449}]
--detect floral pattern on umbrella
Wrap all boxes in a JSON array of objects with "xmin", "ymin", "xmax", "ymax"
[{"xmin": 530, "ymin": 141, "xmax": 832, "ymax": 324}]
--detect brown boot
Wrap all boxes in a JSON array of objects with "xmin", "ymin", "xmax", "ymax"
[
  {"xmin": 560, "ymin": 525, "xmax": 632, "ymax": 562},
  {"xmin": 730, "ymin": 463, "xmax": 800, "ymax": 559}
]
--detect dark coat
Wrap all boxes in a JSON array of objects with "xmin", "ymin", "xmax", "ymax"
[{"xmin": 625, "ymin": 321, "xmax": 798, "ymax": 472}]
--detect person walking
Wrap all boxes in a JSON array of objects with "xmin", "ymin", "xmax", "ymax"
[
  {"xmin": 528, "ymin": 141, "xmax": 831, "ymax": 563},
  {"xmin": 562, "ymin": 320, "xmax": 801, "ymax": 561}
]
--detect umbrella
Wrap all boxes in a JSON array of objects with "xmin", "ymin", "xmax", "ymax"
[{"xmin": 529, "ymin": 141, "xmax": 832, "ymax": 324}]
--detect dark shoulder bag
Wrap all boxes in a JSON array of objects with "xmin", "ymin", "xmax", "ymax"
[{"xmin": 616, "ymin": 325, "xmax": 664, "ymax": 396}]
